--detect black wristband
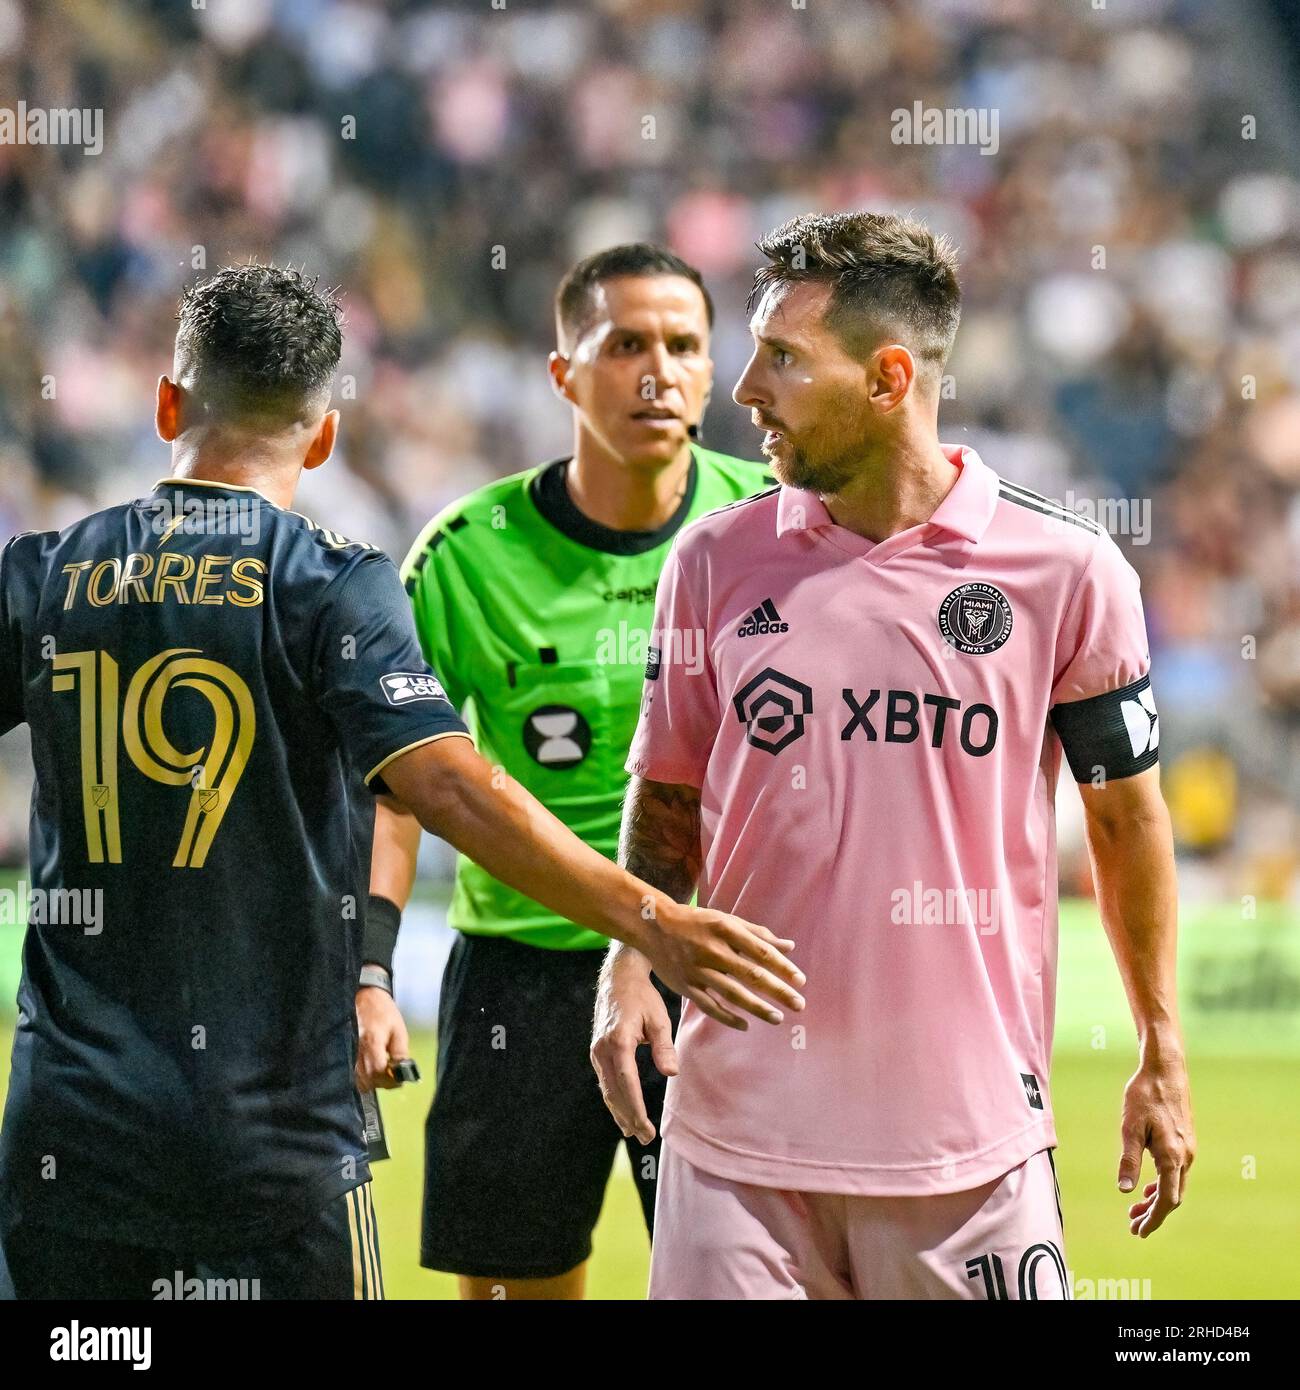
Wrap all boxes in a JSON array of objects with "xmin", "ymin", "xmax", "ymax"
[
  {"xmin": 363, "ymin": 894, "xmax": 402, "ymax": 975},
  {"xmin": 359, "ymin": 963, "xmax": 393, "ymax": 995}
]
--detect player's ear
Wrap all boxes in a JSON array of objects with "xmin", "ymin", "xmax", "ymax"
[
  {"xmin": 869, "ymin": 345, "xmax": 914, "ymax": 414},
  {"xmin": 548, "ymin": 350, "xmax": 577, "ymax": 407},
  {"xmin": 303, "ymin": 409, "xmax": 339, "ymax": 471},
  {"xmin": 155, "ymin": 376, "xmax": 181, "ymax": 443}
]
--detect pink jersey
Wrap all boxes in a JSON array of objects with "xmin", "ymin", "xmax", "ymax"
[{"xmin": 626, "ymin": 444, "xmax": 1156, "ymax": 1196}]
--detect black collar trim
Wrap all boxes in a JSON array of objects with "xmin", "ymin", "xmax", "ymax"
[{"xmin": 528, "ymin": 454, "xmax": 698, "ymax": 556}]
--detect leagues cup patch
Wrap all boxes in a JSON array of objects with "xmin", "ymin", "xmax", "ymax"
[
  {"xmin": 381, "ymin": 672, "xmax": 449, "ymax": 704},
  {"xmin": 937, "ymin": 583, "xmax": 1013, "ymax": 655}
]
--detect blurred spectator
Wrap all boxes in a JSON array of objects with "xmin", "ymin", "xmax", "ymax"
[{"xmin": 1, "ymin": 0, "xmax": 1297, "ymax": 899}]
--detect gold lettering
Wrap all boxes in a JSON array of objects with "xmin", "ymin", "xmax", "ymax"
[
  {"xmin": 193, "ymin": 554, "xmax": 232, "ymax": 605},
  {"xmin": 87, "ymin": 559, "xmax": 122, "ymax": 607},
  {"xmin": 118, "ymin": 552, "xmax": 155, "ymax": 604},
  {"xmin": 61, "ymin": 561, "xmax": 93, "ymax": 610},
  {"xmin": 228, "ymin": 557, "xmax": 266, "ymax": 608},
  {"xmin": 152, "ymin": 552, "xmax": 195, "ymax": 604}
]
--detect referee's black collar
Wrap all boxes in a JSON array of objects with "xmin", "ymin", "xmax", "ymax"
[{"xmin": 528, "ymin": 452, "xmax": 698, "ymax": 556}]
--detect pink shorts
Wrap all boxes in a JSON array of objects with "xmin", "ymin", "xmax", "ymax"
[{"xmin": 649, "ymin": 1141, "xmax": 1069, "ymax": 1300}]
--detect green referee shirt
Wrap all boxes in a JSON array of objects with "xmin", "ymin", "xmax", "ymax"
[{"xmin": 399, "ymin": 445, "xmax": 774, "ymax": 950}]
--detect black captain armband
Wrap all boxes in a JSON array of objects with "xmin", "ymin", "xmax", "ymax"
[
  {"xmin": 362, "ymin": 894, "xmax": 402, "ymax": 977},
  {"xmin": 1050, "ymin": 672, "xmax": 1160, "ymax": 784}
]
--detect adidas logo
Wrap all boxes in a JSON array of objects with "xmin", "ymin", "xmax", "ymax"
[{"xmin": 737, "ymin": 598, "xmax": 790, "ymax": 638}]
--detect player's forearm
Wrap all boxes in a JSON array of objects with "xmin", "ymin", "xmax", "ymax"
[
  {"xmin": 359, "ymin": 795, "xmax": 422, "ymax": 975},
  {"xmin": 369, "ymin": 795, "xmax": 419, "ymax": 911},
  {"xmin": 370, "ymin": 794, "xmax": 421, "ymax": 909},
  {"xmin": 607, "ymin": 775, "xmax": 704, "ymax": 977},
  {"xmin": 619, "ymin": 774, "xmax": 703, "ymax": 901},
  {"xmin": 1084, "ymin": 784, "xmax": 1183, "ymax": 1058},
  {"xmin": 382, "ymin": 737, "xmax": 674, "ymax": 951}
]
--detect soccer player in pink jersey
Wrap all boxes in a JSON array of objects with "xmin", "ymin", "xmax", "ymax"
[{"xmin": 590, "ymin": 213, "xmax": 1196, "ymax": 1300}]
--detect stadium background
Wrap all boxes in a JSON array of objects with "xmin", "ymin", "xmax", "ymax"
[{"xmin": 1, "ymin": 0, "xmax": 1297, "ymax": 1298}]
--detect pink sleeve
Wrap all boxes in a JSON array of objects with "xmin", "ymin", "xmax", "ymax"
[
  {"xmin": 625, "ymin": 542, "xmax": 719, "ymax": 789},
  {"xmin": 1050, "ymin": 534, "xmax": 1151, "ymax": 708}
]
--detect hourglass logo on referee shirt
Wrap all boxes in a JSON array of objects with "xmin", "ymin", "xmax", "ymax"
[{"xmin": 523, "ymin": 705, "xmax": 592, "ymax": 768}]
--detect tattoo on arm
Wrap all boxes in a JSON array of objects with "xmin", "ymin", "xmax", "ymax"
[{"xmin": 619, "ymin": 777, "xmax": 702, "ymax": 904}]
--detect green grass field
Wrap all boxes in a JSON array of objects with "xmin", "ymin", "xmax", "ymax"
[
  {"xmin": 370, "ymin": 1043, "xmax": 1300, "ymax": 1299},
  {"xmin": 1, "ymin": 891, "xmax": 1297, "ymax": 1298},
  {"xmin": 0, "ymin": 1019, "xmax": 1294, "ymax": 1299}
]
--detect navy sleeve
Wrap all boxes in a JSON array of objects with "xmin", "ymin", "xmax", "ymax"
[
  {"xmin": 312, "ymin": 551, "xmax": 469, "ymax": 790},
  {"xmin": 0, "ymin": 537, "xmax": 25, "ymax": 737}
]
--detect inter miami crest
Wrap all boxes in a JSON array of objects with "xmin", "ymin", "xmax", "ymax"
[
  {"xmin": 732, "ymin": 667, "xmax": 812, "ymax": 754},
  {"xmin": 523, "ymin": 705, "xmax": 592, "ymax": 769},
  {"xmin": 938, "ymin": 582, "xmax": 1013, "ymax": 656}
]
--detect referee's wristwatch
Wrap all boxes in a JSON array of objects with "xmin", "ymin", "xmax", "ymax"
[{"xmin": 359, "ymin": 963, "xmax": 393, "ymax": 995}]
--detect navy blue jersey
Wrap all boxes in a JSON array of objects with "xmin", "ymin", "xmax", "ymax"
[{"xmin": 0, "ymin": 477, "xmax": 468, "ymax": 1249}]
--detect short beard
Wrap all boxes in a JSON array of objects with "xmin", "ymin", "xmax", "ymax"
[
  {"xmin": 768, "ymin": 442, "xmax": 864, "ymax": 495},
  {"xmin": 765, "ymin": 383, "xmax": 878, "ymax": 494}
]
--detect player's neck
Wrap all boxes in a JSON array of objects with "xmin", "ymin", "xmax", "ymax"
[
  {"xmin": 820, "ymin": 434, "xmax": 955, "ymax": 545},
  {"xmin": 167, "ymin": 448, "xmax": 301, "ymax": 510},
  {"xmin": 565, "ymin": 439, "xmax": 692, "ymax": 532}
]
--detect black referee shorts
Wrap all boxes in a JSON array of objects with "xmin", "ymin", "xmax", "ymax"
[
  {"xmin": 421, "ymin": 931, "xmax": 680, "ymax": 1281},
  {"xmin": 0, "ymin": 1183, "xmax": 384, "ymax": 1301}
]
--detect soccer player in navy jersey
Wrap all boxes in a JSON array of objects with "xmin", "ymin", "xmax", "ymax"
[{"xmin": 0, "ymin": 265, "xmax": 801, "ymax": 1300}]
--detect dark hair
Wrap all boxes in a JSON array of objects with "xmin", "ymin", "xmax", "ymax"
[
  {"xmin": 555, "ymin": 243, "xmax": 714, "ymax": 349},
  {"xmin": 176, "ymin": 264, "xmax": 343, "ymax": 422},
  {"xmin": 750, "ymin": 213, "xmax": 961, "ymax": 375}
]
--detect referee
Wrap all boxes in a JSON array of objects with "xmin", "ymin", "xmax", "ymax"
[{"xmin": 360, "ymin": 245, "xmax": 774, "ymax": 1299}]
